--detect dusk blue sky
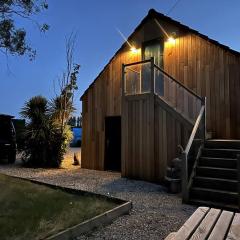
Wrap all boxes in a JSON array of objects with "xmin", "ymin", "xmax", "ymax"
[{"xmin": 0, "ymin": 0, "xmax": 240, "ymax": 118}]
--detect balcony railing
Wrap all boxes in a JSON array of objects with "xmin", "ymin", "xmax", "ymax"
[
  {"xmin": 124, "ymin": 59, "xmax": 153, "ymax": 95},
  {"xmin": 123, "ymin": 57, "xmax": 206, "ymax": 203},
  {"xmin": 123, "ymin": 57, "xmax": 204, "ymax": 122}
]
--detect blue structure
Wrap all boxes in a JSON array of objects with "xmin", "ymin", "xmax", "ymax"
[{"xmin": 71, "ymin": 127, "xmax": 82, "ymax": 147}]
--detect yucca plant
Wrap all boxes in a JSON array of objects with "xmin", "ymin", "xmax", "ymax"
[
  {"xmin": 20, "ymin": 95, "xmax": 73, "ymax": 167},
  {"xmin": 20, "ymin": 34, "xmax": 79, "ymax": 168},
  {"xmin": 20, "ymin": 96, "xmax": 50, "ymax": 167}
]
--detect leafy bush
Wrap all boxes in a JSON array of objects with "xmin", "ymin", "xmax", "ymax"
[
  {"xmin": 20, "ymin": 96, "xmax": 72, "ymax": 167},
  {"xmin": 20, "ymin": 35, "xmax": 79, "ymax": 168}
]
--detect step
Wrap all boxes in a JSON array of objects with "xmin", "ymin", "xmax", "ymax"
[
  {"xmin": 190, "ymin": 187, "xmax": 238, "ymax": 204},
  {"xmin": 205, "ymin": 139, "xmax": 240, "ymax": 149},
  {"xmin": 198, "ymin": 157, "xmax": 237, "ymax": 169},
  {"xmin": 189, "ymin": 198, "xmax": 239, "ymax": 211},
  {"xmin": 196, "ymin": 166, "xmax": 237, "ymax": 179},
  {"xmin": 202, "ymin": 148, "xmax": 240, "ymax": 159},
  {"xmin": 193, "ymin": 176, "xmax": 238, "ymax": 192}
]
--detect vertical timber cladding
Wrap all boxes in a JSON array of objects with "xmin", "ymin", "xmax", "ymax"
[
  {"xmin": 161, "ymin": 26, "xmax": 240, "ymax": 139},
  {"xmin": 81, "ymin": 44, "xmax": 142, "ymax": 170},
  {"xmin": 121, "ymin": 93, "xmax": 193, "ymax": 182},
  {"xmin": 154, "ymin": 96, "xmax": 193, "ymax": 182},
  {"xmin": 122, "ymin": 94, "xmax": 155, "ymax": 181},
  {"xmin": 81, "ymin": 11, "xmax": 240, "ymax": 176}
]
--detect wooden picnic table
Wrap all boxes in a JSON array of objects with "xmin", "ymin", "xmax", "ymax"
[{"xmin": 165, "ymin": 207, "xmax": 240, "ymax": 240}]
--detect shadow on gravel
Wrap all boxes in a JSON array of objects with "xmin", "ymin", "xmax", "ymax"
[{"xmin": 100, "ymin": 178, "xmax": 166, "ymax": 193}]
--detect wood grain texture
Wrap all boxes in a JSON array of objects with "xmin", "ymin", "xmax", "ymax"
[
  {"xmin": 190, "ymin": 208, "xmax": 221, "ymax": 240},
  {"xmin": 121, "ymin": 93, "xmax": 193, "ymax": 182},
  {"xmin": 165, "ymin": 207, "xmax": 236, "ymax": 240},
  {"xmin": 154, "ymin": 96, "xmax": 193, "ymax": 181},
  {"xmin": 121, "ymin": 93, "xmax": 155, "ymax": 181},
  {"xmin": 226, "ymin": 213, "xmax": 240, "ymax": 240},
  {"xmin": 81, "ymin": 48, "xmax": 141, "ymax": 170},
  {"xmin": 81, "ymin": 16, "xmax": 240, "ymax": 178},
  {"xmin": 174, "ymin": 207, "xmax": 209, "ymax": 240},
  {"xmin": 208, "ymin": 210, "xmax": 234, "ymax": 240}
]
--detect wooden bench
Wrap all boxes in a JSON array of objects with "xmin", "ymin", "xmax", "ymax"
[{"xmin": 165, "ymin": 207, "xmax": 240, "ymax": 240}]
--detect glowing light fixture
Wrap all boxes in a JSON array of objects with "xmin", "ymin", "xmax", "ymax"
[
  {"xmin": 130, "ymin": 46, "xmax": 138, "ymax": 53},
  {"xmin": 154, "ymin": 18, "xmax": 177, "ymax": 45},
  {"xmin": 116, "ymin": 28, "xmax": 139, "ymax": 54},
  {"xmin": 167, "ymin": 36, "xmax": 176, "ymax": 44}
]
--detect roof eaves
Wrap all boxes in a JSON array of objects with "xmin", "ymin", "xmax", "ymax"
[{"xmin": 80, "ymin": 9, "xmax": 240, "ymax": 100}]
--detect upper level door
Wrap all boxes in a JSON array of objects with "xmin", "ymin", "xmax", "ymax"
[
  {"xmin": 143, "ymin": 40, "xmax": 164, "ymax": 96},
  {"xmin": 143, "ymin": 40, "xmax": 163, "ymax": 68}
]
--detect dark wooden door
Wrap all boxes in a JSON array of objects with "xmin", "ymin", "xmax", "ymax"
[
  {"xmin": 105, "ymin": 116, "xmax": 121, "ymax": 171},
  {"xmin": 143, "ymin": 40, "xmax": 164, "ymax": 96}
]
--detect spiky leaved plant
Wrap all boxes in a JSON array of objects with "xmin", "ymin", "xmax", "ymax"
[
  {"xmin": 20, "ymin": 34, "xmax": 79, "ymax": 168},
  {"xmin": 20, "ymin": 95, "xmax": 72, "ymax": 167},
  {"xmin": 20, "ymin": 95, "xmax": 50, "ymax": 166}
]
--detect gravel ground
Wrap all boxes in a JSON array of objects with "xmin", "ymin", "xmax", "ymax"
[{"xmin": 0, "ymin": 148, "xmax": 196, "ymax": 240}]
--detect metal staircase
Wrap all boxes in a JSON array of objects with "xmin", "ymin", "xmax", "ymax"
[
  {"xmin": 122, "ymin": 57, "xmax": 240, "ymax": 210},
  {"xmin": 189, "ymin": 140, "xmax": 240, "ymax": 210}
]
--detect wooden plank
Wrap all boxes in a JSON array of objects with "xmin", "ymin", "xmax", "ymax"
[
  {"xmin": 226, "ymin": 213, "xmax": 240, "ymax": 240},
  {"xmin": 162, "ymin": 109, "xmax": 167, "ymax": 180},
  {"xmin": 81, "ymin": 18, "xmax": 240, "ymax": 179},
  {"xmin": 165, "ymin": 232, "xmax": 176, "ymax": 240},
  {"xmin": 174, "ymin": 207, "xmax": 209, "ymax": 240},
  {"xmin": 190, "ymin": 208, "xmax": 221, "ymax": 240},
  {"xmin": 139, "ymin": 99, "xmax": 143, "ymax": 178},
  {"xmin": 208, "ymin": 210, "xmax": 234, "ymax": 240},
  {"xmin": 154, "ymin": 105, "xmax": 159, "ymax": 180},
  {"xmin": 155, "ymin": 95, "xmax": 194, "ymax": 128},
  {"xmin": 157, "ymin": 107, "xmax": 162, "ymax": 179}
]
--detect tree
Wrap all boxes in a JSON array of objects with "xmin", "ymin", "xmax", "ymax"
[
  {"xmin": 77, "ymin": 114, "xmax": 82, "ymax": 127},
  {"xmin": 20, "ymin": 95, "xmax": 73, "ymax": 167},
  {"xmin": 0, "ymin": 0, "xmax": 49, "ymax": 59},
  {"xmin": 50, "ymin": 33, "xmax": 80, "ymax": 130},
  {"xmin": 20, "ymin": 34, "xmax": 80, "ymax": 168},
  {"xmin": 20, "ymin": 95, "xmax": 50, "ymax": 166},
  {"xmin": 68, "ymin": 116, "xmax": 76, "ymax": 127}
]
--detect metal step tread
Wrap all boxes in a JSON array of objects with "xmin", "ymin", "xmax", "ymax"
[
  {"xmin": 189, "ymin": 198, "xmax": 239, "ymax": 211},
  {"xmin": 193, "ymin": 176, "xmax": 238, "ymax": 183},
  {"xmin": 200, "ymin": 156, "xmax": 237, "ymax": 161},
  {"xmin": 191, "ymin": 187, "xmax": 238, "ymax": 195},
  {"xmin": 203, "ymin": 148, "xmax": 240, "ymax": 152},
  {"xmin": 198, "ymin": 157, "xmax": 237, "ymax": 169},
  {"xmin": 207, "ymin": 139, "xmax": 240, "ymax": 143},
  {"xmin": 196, "ymin": 166, "xmax": 237, "ymax": 171}
]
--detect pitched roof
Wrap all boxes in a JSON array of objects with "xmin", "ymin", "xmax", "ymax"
[{"xmin": 81, "ymin": 9, "xmax": 240, "ymax": 100}]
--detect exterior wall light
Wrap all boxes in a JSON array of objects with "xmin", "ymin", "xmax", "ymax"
[
  {"xmin": 167, "ymin": 36, "xmax": 176, "ymax": 44},
  {"xmin": 130, "ymin": 46, "xmax": 138, "ymax": 53}
]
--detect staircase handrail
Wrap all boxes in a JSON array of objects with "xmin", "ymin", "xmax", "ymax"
[
  {"xmin": 181, "ymin": 100, "xmax": 206, "ymax": 203},
  {"xmin": 153, "ymin": 64, "xmax": 203, "ymax": 101},
  {"xmin": 124, "ymin": 59, "xmax": 151, "ymax": 67},
  {"xmin": 185, "ymin": 105, "xmax": 205, "ymax": 155}
]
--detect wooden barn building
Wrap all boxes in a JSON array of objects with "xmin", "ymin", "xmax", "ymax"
[{"xmin": 80, "ymin": 9, "xmax": 240, "ymax": 207}]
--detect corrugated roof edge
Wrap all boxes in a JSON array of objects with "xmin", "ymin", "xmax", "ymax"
[{"xmin": 80, "ymin": 8, "xmax": 240, "ymax": 100}]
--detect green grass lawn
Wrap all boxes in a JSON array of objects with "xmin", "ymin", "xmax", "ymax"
[{"xmin": 0, "ymin": 174, "xmax": 118, "ymax": 240}]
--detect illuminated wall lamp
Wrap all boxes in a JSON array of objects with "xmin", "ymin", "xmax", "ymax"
[
  {"xmin": 130, "ymin": 46, "xmax": 138, "ymax": 53},
  {"xmin": 167, "ymin": 36, "xmax": 176, "ymax": 44}
]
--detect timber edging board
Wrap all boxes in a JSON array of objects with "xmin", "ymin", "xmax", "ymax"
[
  {"xmin": 46, "ymin": 201, "xmax": 132, "ymax": 240},
  {"xmin": 165, "ymin": 207, "xmax": 240, "ymax": 240},
  {"xmin": 0, "ymin": 173, "xmax": 132, "ymax": 240}
]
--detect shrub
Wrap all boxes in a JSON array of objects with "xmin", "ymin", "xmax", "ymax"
[
  {"xmin": 20, "ymin": 96, "xmax": 72, "ymax": 167},
  {"xmin": 20, "ymin": 35, "xmax": 80, "ymax": 167}
]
